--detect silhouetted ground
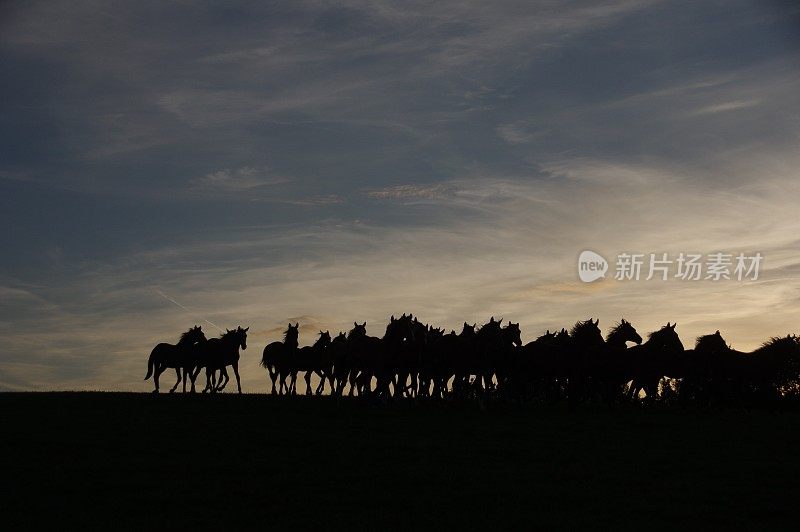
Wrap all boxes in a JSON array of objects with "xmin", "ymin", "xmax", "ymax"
[{"xmin": 2, "ymin": 393, "xmax": 799, "ymax": 530}]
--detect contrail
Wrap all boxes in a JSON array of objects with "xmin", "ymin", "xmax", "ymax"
[{"xmin": 155, "ymin": 289, "xmax": 222, "ymax": 332}]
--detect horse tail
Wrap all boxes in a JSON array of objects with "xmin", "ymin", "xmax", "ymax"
[
  {"xmin": 260, "ymin": 346, "xmax": 269, "ymax": 368},
  {"xmin": 145, "ymin": 349, "xmax": 157, "ymax": 380}
]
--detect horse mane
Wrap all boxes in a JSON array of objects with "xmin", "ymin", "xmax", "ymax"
[
  {"xmin": 178, "ymin": 329, "xmax": 198, "ymax": 345},
  {"xmin": 695, "ymin": 333, "xmax": 728, "ymax": 351},
  {"xmin": 647, "ymin": 326, "xmax": 669, "ymax": 341},
  {"xmin": 570, "ymin": 319, "xmax": 595, "ymax": 337},
  {"xmin": 220, "ymin": 329, "xmax": 238, "ymax": 341},
  {"xmin": 347, "ymin": 326, "xmax": 365, "ymax": 340},
  {"xmin": 282, "ymin": 327, "xmax": 294, "ymax": 341},
  {"xmin": 605, "ymin": 321, "xmax": 627, "ymax": 341},
  {"xmin": 755, "ymin": 335, "xmax": 796, "ymax": 354}
]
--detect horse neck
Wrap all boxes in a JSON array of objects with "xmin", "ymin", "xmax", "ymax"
[
  {"xmin": 177, "ymin": 335, "xmax": 196, "ymax": 348},
  {"xmin": 572, "ymin": 332, "xmax": 603, "ymax": 350},
  {"xmin": 286, "ymin": 336, "xmax": 298, "ymax": 351},
  {"xmin": 605, "ymin": 331, "xmax": 628, "ymax": 350},
  {"xmin": 314, "ymin": 338, "xmax": 328, "ymax": 349}
]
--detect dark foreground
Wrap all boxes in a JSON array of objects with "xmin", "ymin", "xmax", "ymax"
[{"xmin": 2, "ymin": 393, "xmax": 800, "ymax": 530}]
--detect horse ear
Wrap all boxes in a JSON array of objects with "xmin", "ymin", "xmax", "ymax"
[
  {"xmin": 594, "ymin": 318, "xmax": 599, "ymax": 326},
  {"xmin": 244, "ymin": 327, "xmax": 248, "ymax": 332},
  {"xmin": 354, "ymin": 322, "xmax": 358, "ymax": 327},
  {"xmin": 671, "ymin": 323, "xmax": 677, "ymax": 329},
  {"xmin": 391, "ymin": 315, "xmax": 395, "ymax": 322}
]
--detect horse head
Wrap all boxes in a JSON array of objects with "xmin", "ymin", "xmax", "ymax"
[
  {"xmin": 460, "ymin": 322, "xmax": 476, "ymax": 337},
  {"xmin": 179, "ymin": 325, "xmax": 207, "ymax": 346},
  {"xmin": 503, "ymin": 322, "xmax": 522, "ymax": 347},
  {"xmin": 348, "ymin": 322, "xmax": 368, "ymax": 340},
  {"xmin": 607, "ymin": 318, "xmax": 642, "ymax": 346},
  {"xmin": 237, "ymin": 326, "xmax": 249, "ymax": 350},
  {"xmin": 695, "ymin": 330, "xmax": 728, "ymax": 354},
  {"xmin": 646, "ymin": 322, "xmax": 684, "ymax": 353},
  {"xmin": 570, "ymin": 318, "xmax": 604, "ymax": 349},
  {"xmin": 316, "ymin": 330, "xmax": 332, "ymax": 348}
]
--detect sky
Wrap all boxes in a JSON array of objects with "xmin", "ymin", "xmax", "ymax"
[{"xmin": 1, "ymin": 0, "xmax": 800, "ymax": 391}]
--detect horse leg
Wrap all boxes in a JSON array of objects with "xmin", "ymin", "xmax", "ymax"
[
  {"xmin": 202, "ymin": 368, "xmax": 213, "ymax": 393},
  {"xmin": 348, "ymin": 371, "xmax": 358, "ymax": 396},
  {"xmin": 217, "ymin": 368, "xmax": 229, "ymax": 392},
  {"xmin": 314, "ymin": 371, "xmax": 325, "ymax": 395},
  {"xmin": 169, "ymin": 368, "xmax": 181, "ymax": 393},
  {"xmin": 268, "ymin": 368, "xmax": 277, "ymax": 395},
  {"xmin": 232, "ymin": 363, "xmax": 242, "ymax": 394},
  {"xmin": 153, "ymin": 364, "xmax": 165, "ymax": 393},
  {"xmin": 304, "ymin": 370, "xmax": 312, "ymax": 395}
]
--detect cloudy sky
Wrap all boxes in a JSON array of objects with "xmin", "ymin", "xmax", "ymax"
[{"xmin": 1, "ymin": 0, "xmax": 799, "ymax": 391}]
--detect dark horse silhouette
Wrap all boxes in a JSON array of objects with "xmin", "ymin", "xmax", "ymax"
[
  {"xmin": 145, "ymin": 326, "xmax": 207, "ymax": 393},
  {"xmin": 261, "ymin": 323, "xmax": 299, "ymax": 395},
  {"xmin": 627, "ymin": 322, "xmax": 685, "ymax": 401},
  {"xmin": 683, "ymin": 331, "xmax": 800, "ymax": 405},
  {"xmin": 290, "ymin": 331, "xmax": 333, "ymax": 395},
  {"xmin": 194, "ymin": 326, "xmax": 248, "ymax": 394}
]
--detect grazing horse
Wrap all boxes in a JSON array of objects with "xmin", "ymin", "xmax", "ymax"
[
  {"xmin": 261, "ymin": 323, "xmax": 299, "ymax": 395},
  {"xmin": 627, "ymin": 322, "xmax": 684, "ymax": 401},
  {"xmin": 196, "ymin": 326, "xmax": 248, "ymax": 393},
  {"xmin": 290, "ymin": 331, "xmax": 332, "ymax": 395},
  {"xmin": 144, "ymin": 326, "xmax": 207, "ymax": 393}
]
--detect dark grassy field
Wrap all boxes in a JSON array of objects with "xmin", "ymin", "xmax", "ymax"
[{"xmin": 2, "ymin": 393, "xmax": 800, "ymax": 530}]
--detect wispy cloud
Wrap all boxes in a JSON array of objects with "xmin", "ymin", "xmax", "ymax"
[{"xmin": 195, "ymin": 166, "xmax": 289, "ymax": 192}]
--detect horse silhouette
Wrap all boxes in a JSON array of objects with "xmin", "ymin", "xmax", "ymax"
[
  {"xmin": 682, "ymin": 331, "xmax": 800, "ymax": 405},
  {"xmin": 130, "ymin": 312, "xmax": 800, "ymax": 407},
  {"xmin": 145, "ymin": 326, "xmax": 207, "ymax": 393},
  {"xmin": 627, "ymin": 323, "xmax": 685, "ymax": 401},
  {"xmin": 290, "ymin": 331, "xmax": 332, "ymax": 395},
  {"xmin": 261, "ymin": 323, "xmax": 299, "ymax": 395},
  {"xmin": 194, "ymin": 326, "xmax": 248, "ymax": 394}
]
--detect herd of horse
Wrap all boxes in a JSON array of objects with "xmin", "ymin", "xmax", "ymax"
[{"xmin": 144, "ymin": 315, "xmax": 800, "ymax": 406}]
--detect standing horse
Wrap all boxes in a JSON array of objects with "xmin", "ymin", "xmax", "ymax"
[
  {"xmin": 261, "ymin": 323, "xmax": 299, "ymax": 395},
  {"xmin": 330, "ymin": 332, "xmax": 350, "ymax": 396},
  {"xmin": 392, "ymin": 314, "xmax": 426, "ymax": 398},
  {"xmin": 144, "ymin": 326, "xmax": 207, "ymax": 393},
  {"xmin": 197, "ymin": 326, "xmax": 248, "ymax": 394}
]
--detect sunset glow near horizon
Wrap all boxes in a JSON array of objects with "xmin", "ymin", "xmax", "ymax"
[{"xmin": 2, "ymin": 1, "xmax": 800, "ymax": 391}]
